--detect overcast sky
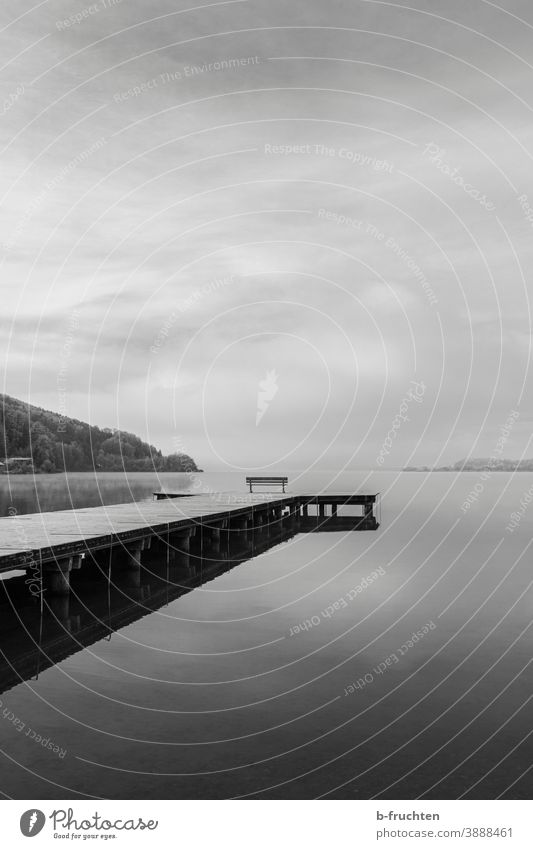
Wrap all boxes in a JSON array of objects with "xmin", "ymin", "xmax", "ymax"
[{"xmin": 1, "ymin": 0, "xmax": 533, "ymax": 470}]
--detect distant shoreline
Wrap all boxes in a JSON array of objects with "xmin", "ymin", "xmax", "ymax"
[
  {"xmin": 404, "ymin": 462, "xmax": 533, "ymax": 472},
  {"xmin": 0, "ymin": 469, "xmax": 204, "ymax": 476}
]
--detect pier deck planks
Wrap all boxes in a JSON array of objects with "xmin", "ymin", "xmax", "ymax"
[
  {"xmin": 0, "ymin": 493, "xmax": 292, "ymax": 571},
  {"xmin": 0, "ymin": 492, "xmax": 379, "ymax": 572}
]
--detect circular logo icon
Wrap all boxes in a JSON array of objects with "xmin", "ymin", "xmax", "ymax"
[{"xmin": 20, "ymin": 810, "xmax": 46, "ymax": 837}]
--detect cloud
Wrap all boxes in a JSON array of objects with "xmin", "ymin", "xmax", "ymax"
[{"xmin": 1, "ymin": 0, "xmax": 532, "ymax": 466}]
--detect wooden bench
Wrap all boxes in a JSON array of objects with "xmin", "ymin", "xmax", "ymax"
[{"xmin": 246, "ymin": 476, "xmax": 288, "ymax": 493}]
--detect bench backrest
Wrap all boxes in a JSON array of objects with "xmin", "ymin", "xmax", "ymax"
[
  {"xmin": 246, "ymin": 476, "xmax": 288, "ymax": 492},
  {"xmin": 246, "ymin": 477, "xmax": 288, "ymax": 483}
]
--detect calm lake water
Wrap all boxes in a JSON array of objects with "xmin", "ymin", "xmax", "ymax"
[{"xmin": 0, "ymin": 470, "xmax": 531, "ymax": 799}]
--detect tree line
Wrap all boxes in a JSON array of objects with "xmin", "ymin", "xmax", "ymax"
[{"xmin": 0, "ymin": 394, "xmax": 201, "ymax": 474}]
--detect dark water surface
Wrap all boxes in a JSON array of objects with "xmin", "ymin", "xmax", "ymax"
[{"xmin": 0, "ymin": 471, "xmax": 531, "ymax": 798}]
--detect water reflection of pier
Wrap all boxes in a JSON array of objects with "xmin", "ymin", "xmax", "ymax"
[{"xmin": 0, "ymin": 511, "xmax": 376, "ymax": 697}]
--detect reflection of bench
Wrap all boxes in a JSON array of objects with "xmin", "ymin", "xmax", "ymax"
[{"xmin": 246, "ymin": 476, "xmax": 288, "ymax": 493}]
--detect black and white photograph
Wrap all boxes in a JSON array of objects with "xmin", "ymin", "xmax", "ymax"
[{"xmin": 0, "ymin": 0, "xmax": 531, "ymax": 839}]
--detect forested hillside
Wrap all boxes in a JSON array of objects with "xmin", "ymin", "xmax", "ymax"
[{"xmin": 0, "ymin": 395, "xmax": 200, "ymax": 474}]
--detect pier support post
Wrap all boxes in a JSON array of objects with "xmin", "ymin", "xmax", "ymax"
[
  {"xmin": 231, "ymin": 515, "xmax": 250, "ymax": 543},
  {"xmin": 364, "ymin": 502, "xmax": 375, "ymax": 526},
  {"xmin": 170, "ymin": 529, "xmax": 192, "ymax": 553},
  {"xmin": 47, "ymin": 595, "xmax": 72, "ymax": 627},
  {"xmin": 71, "ymin": 554, "xmax": 84, "ymax": 571},
  {"xmin": 219, "ymin": 520, "xmax": 230, "ymax": 554},
  {"xmin": 43, "ymin": 557, "xmax": 74, "ymax": 597},
  {"xmin": 271, "ymin": 506, "xmax": 282, "ymax": 524},
  {"xmin": 125, "ymin": 561, "xmax": 142, "ymax": 587},
  {"xmin": 168, "ymin": 528, "xmax": 194, "ymax": 573},
  {"xmin": 124, "ymin": 541, "xmax": 144, "ymax": 569},
  {"xmin": 283, "ymin": 506, "xmax": 293, "ymax": 525},
  {"xmin": 255, "ymin": 511, "xmax": 268, "ymax": 533},
  {"xmin": 205, "ymin": 525, "xmax": 221, "ymax": 554},
  {"xmin": 332, "ymin": 504, "xmax": 338, "ymax": 517},
  {"xmin": 170, "ymin": 551, "xmax": 193, "ymax": 577}
]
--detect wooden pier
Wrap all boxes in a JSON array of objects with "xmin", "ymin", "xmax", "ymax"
[{"xmin": 0, "ymin": 492, "xmax": 379, "ymax": 596}]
